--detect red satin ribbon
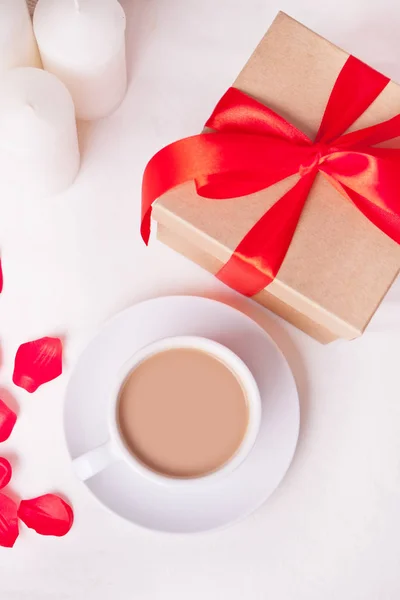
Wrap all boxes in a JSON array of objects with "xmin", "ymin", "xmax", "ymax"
[{"xmin": 142, "ymin": 55, "xmax": 400, "ymax": 296}]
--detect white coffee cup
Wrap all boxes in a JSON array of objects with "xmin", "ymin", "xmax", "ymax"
[{"xmin": 72, "ymin": 336, "xmax": 261, "ymax": 487}]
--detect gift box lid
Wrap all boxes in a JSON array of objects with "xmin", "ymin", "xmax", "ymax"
[{"xmin": 152, "ymin": 12, "xmax": 400, "ymax": 340}]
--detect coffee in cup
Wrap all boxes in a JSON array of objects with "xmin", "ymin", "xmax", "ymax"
[{"xmin": 117, "ymin": 347, "xmax": 249, "ymax": 478}]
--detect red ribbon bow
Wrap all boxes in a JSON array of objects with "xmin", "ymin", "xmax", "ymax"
[{"xmin": 142, "ymin": 55, "xmax": 400, "ymax": 296}]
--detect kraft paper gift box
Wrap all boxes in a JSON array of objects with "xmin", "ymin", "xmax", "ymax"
[{"xmin": 149, "ymin": 12, "xmax": 400, "ymax": 344}]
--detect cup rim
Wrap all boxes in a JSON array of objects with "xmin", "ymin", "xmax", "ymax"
[{"xmin": 108, "ymin": 335, "xmax": 261, "ymax": 487}]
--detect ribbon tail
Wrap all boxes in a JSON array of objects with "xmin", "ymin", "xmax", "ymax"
[
  {"xmin": 141, "ymin": 205, "xmax": 152, "ymax": 246},
  {"xmin": 322, "ymin": 153, "xmax": 400, "ymax": 244},
  {"xmin": 336, "ymin": 114, "xmax": 400, "ymax": 149},
  {"xmin": 216, "ymin": 173, "xmax": 316, "ymax": 296},
  {"xmin": 338, "ymin": 183, "xmax": 400, "ymax": 245}
]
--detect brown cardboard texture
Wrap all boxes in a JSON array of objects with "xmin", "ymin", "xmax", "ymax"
[{"xmin": 153, "ymin": 12, "xmax": 400, "ymax": 343}]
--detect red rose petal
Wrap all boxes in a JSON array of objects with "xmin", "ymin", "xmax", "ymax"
[
  {"xmin": 0, "ymin": 399, "xmax": 17, "ymax": 442},
  {"xmin": 0, "ymin": 258, "xmax": 3, "ymax": 293},
  {"xmin": 18, "ymin": 494, "xmax": 73, "ymax": 537},
  {"xmin": 0, "ymin": 458, "xmax": 12, "ymax": 489},
  {"xmin": 0, "ymin": 493, "xmax": 19, "ymax": 547},
  {"xmin": 13, "ymin": 337, "xmax": 63, "ymax": 393}
]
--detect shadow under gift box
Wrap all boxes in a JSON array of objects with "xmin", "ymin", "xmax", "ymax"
[{"xmin": 152, "ymin": 12, "xmax": 400, "ymax": 344}]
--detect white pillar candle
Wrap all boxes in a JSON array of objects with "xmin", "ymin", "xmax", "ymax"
[
  {"xmin": 0, "ymin": 68, "xmax": 80, "ymax": 197},
  {"xmin": 33, "ymin": 0, "xmax": 127, "ymax": 121},
  {"xmin": 0, "ymin": 0, "xmax": 41, "ymax": 72}
]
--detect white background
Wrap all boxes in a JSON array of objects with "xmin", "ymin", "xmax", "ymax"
[{"xmin": 1, "ymin": 0, "xmax": 400, "ymax": 598}]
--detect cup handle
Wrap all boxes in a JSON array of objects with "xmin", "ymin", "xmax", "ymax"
[{"xmin": 72, "ymin": 441, "xmax": 116, "ymax": 481}]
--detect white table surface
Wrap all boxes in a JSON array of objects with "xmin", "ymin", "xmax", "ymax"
[{"xmin": 1, "ymin": 0, "xmax": 400, "ymax": 598}]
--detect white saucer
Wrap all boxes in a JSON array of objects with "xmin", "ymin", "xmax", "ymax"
[{"xmin": 64, "ymin": 296, "xmax": 299, "ymax": 534}]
